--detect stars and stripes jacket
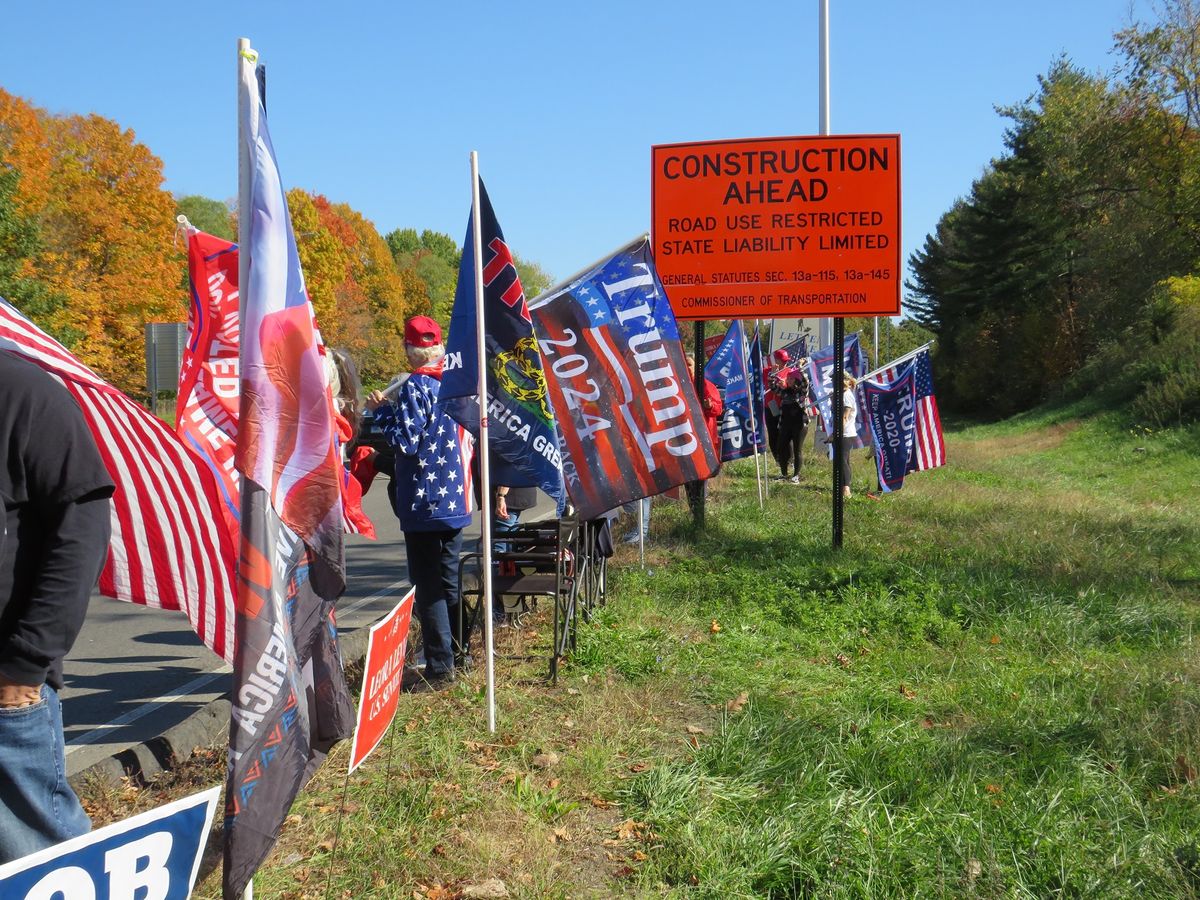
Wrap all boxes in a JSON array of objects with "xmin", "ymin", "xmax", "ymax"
[{"xmin": 374, "ymin": 368, "xmax": 474, "ymax": 532}]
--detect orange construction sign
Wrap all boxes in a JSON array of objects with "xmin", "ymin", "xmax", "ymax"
[{"xmin": 651, "ymin": 135, "xmax": 901, "ymax": 320}]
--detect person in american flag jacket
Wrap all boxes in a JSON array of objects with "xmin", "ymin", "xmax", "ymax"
[{"xmin": 366, "ymin": 316, "xmax": 474, "ymax": 691}]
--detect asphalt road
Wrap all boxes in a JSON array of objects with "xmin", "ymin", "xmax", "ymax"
[{"xmin": 61, "ymin": 485, "xmax": 538, "ymax": 776}]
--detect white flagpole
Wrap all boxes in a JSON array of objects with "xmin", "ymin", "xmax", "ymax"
[
  {"xmin": 236, "ymin": 36, "xmax": 255, "ymax": 900},
  {"xmin": 470, "ymin": 152, "xmax": 497, "ymax": 734},
  {"xmin": 637, "ymin": 500, "xmax": 645, "ymax": 568},
  {"xmin": 859, "ymin": 341, "xmax": 935, "ymax": 384},
  {"xmin": 756, "ymin": 319, "xmax": 769, "ymax": 499},
  {"xmin": 737, "ymin": 321, "xmax": 764, "ymax": 509}
]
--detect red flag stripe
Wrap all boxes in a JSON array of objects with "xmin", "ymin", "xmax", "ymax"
[
  {"xmin": 0, "ymin": 300, "xmax": 237, "ymax": 663},
  {"xmin": 98, "ymin": 385, "xmax": 234, "ymax": 652}
]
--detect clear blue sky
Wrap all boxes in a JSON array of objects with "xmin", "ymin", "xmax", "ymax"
[{"xmin": 0, "ymin": 0, "xmax": 1153, "ymax": 304}]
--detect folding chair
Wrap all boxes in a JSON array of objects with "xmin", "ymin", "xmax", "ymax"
[{"xmin": 458, "ymin": 512, "xmax": 582, "ymax": 682}]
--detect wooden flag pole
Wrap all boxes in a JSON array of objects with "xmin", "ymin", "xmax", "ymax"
[{"xmin": 470, "ymin": 152, "xmax": 497, "ymax": 734}]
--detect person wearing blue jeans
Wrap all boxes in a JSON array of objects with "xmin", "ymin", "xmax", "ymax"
[
  {"xmin": 367, "ymin": 317, "xmax": 472, "ymax": 692},
  {"xmin": 621, "ymin": 496, "xmax": 652, "ymax": 544},
  {"xmin": 1, "ymin": 350, "xmax": 115, "ymax": 863},
  {"xmin": 490, "ymin": 486, "xmax": 537, "ymax": 623}
]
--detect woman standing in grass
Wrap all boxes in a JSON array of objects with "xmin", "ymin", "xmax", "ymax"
[{"xmin": 841, "ymin": 373, "xmax": 858, "ymax": 499}]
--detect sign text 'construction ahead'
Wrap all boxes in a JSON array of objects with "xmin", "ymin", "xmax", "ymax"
[{"xmin": 651, "ymin": 135, "xmax": 901, "ymax": 319}]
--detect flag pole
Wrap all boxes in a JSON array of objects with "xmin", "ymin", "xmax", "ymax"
[
  {"xmin": 637, "ymin": 501, "xmax": 645, "ymax": 569},
  {"xmin": 756, "ymin": 320, "xmax": 769, "ymax": 499},
  {"xmin": 236, "ymin": 37, "xmax": 254, "ymax": 900},
  {"xmin": 470, "ymin": 151, "xmax": 497, "ymax": 734},
  {"xmin": 859, "ymin": 340, "xmax": 935, "ymax": 384},
  {"xmin": 527, "ymin": 232, "xmax": 649, "ymax": 310},
  {"xmin": 737, "ymin": 321, "xmax": 764, "ymax": 509}
]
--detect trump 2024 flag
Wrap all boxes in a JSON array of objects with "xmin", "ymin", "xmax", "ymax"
[{"xmin": 528, "ymin": 238, "xmax": 719, "ymax": 519}]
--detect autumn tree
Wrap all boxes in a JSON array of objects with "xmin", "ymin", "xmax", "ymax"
[
  {"xmin": 176, "ymin": 194, "xmax": 234, "ymax": 241},
  {"xmin": 27, "ymin": 114, "xmax": 183, "ymax": 394}
]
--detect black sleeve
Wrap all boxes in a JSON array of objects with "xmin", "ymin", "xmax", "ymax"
[{"xmin": 0, "ymin": 491, "xmax": 111, "ymax": 686}]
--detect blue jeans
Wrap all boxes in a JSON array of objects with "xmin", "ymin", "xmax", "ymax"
[
  {"xmin": 404, "ymin": 529, "xmax": 463, "ymax": 677},
  {"xmin": 492, "ymin": 510, "xmax": 521, "ymax": 621},
  {"xmin": 0, "ymin": 684, "xmax": 91, "ymax": 864},
  {"xmin": 622, "ymin": 497, "xmax": 651, "ymax": 537}
]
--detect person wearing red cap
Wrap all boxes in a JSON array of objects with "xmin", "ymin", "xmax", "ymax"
[
  {"xmin": 366, "ymin": 315, "xmax": 473, "ymax": 692},
  {"xmin": 765, "ymin": 349, "xmax": 792, "ymax": 477},
  {"xmin": 764, "ymin": 348, "xmax": 789, "ymax": 469}
]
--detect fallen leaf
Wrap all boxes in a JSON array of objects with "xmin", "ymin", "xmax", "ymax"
[
  {"xmin": 710, "ymin": 619, "xmax": 721, "ymax": 634},
  {"xmin": 614, "ymin": 865, "xmax": 636, "ymax": 878},
  {"xmin": 988, "ymin": 634, "xmax": 1001, "ymax": 645},
  {"xmin": 587, "ymin": 794, "xmax": 615, "ymax": 809},
  {"xmin": 835, "ymin": 653, "xmax": 852, "ymax": 669},
  {"xmin": 616, "ymin": 819, "xmax": 646, "ymax": 841},
  {"xmin": 628, "ymin": 762, "xmax": 651, "ymax": 773},
  {"xmin": 431, "ymin": 844, "xmax": 447, "ymax": 857},
  {"xmin": 899, "ymin": 683, "xmax": 917, "ymax": 700},
  {"xmin": 726, "ymin": 692, "xmax": 749, "ymax": 714},
  {"xmin": 548, "ymin": 778, "xmax": 561, "ymax": 788},
  {"xmin": 552, "ymin": 826, "xmax": 572, "ymax": 843},
  {"xmin": 685, "ymin": 725, "xmax": 705, "ymax": 735},
  {"xmin": 985, "ymin": 784, "xmax": 1002, "ymax": 795},
  {"xmin": 920, "ymin": 716, "xmax": 934, "ymax": 729},
  {"xmin": 317, "ymin": 840, "xmax": 334, "ymax": 853},
  {"xmin": 566, "ymin": 688, "xmax": 582, "ymax": 696},
  {"xmin": 632, "ymin": 849, "xmax": 648, "ymax": 861}
]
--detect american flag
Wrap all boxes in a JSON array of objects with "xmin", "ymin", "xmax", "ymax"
[
  {"xmin": 875, "ymin": 349, "xmax": 945, "ymax": 472},
  {"xmin": 0, "ymin": 298, "xmax": 237, "ymax": 663},
  {"xmin": 908, "ymin": 349, "xmax": 945, "ymax": 471}
]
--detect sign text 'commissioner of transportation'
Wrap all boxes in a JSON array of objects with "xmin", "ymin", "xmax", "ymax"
[{"xmin": 651, "ymin": 135, "xmax": 901, "ymax": 319}]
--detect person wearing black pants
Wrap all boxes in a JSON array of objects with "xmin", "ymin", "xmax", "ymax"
[{"xmin": 777, "ymin": 366, "xmax": 810, "ymax": 483}]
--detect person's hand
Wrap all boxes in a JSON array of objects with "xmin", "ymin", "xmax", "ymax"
[
  {"xmin": 495, "ymin": 493, "xmax": 508, "ymax": 519},
  {"xmin": 365, "ymin": 389, "xmax": 386, "ymax": 412},
  {"xmin": 0, "ymin": 676, "xmax": 42, "ymax": 708}
]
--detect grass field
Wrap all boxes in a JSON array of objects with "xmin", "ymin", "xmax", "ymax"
[{"xmin": 159, "ymin": 408, "xmax": 1200, "ymax": 898}]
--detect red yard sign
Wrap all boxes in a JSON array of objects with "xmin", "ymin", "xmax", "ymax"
[
  {"xmin": 651, "ymin": 135, "xmax": 901, "ymax": 320},
  {"xmin": 348, "ymin": 588, "xmax": 414, "ymax": 774}
]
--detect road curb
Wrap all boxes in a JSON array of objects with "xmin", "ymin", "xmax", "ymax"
[{"xmin": 70, "ymin": 624, "xmax": 373, "ymax": 792}]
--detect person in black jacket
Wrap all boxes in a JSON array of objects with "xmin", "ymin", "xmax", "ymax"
[
  {"xmin": 776, "ymin": 362, "xmax": 811, "ymax": 483},
  {"xmin": 0, "ymin": 351, "xmax": 114, "ymax": 863}
]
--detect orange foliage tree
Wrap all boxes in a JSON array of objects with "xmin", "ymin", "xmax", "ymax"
[
  {"xmin": 288, "ymin": 188, "xmax": 418, "ymax": 381},
  {"xmin": 33, "ymin": 114, "xmax": 183, "ymax": 394},
  {"xmin": 0, "ymin": 89, "xmax": 51, "ymax": 214}
]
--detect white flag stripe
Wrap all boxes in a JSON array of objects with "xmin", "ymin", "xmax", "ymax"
[
  {"xmin": 112, "ymin": 385, "xmax": 235, "ymax": 655},
  {"xmin": 0, "ymin": 299, "xmax": 236, "ymax": 663},
  {"xmin": 69, "ymin": 385, "xmax": 164, "ymax": 609},
  {"xmin": 101, "ymin": 388, "xmax": 218, "ymax": 643}
]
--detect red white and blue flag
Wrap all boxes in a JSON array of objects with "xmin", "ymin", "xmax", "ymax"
[
  {"xmin": 177, "ymin": 226, "xmax": 241, "ymax": 529},
  {"xmin": 704, "ymin": 320, "xmax": 764, "ymax": 462},
  {"xmin": 867, "ymin": 347, "xmax": 946, "ymax": 483},
  {"xmin": 528, "ymin": 238, "xmax": 719, "ymax": 520},
  {"xmin": 862, "ymin": 366, "xmax": 918, "ymax": 492},
  {"xmin": 0, "ymin": 297, "xmax": 238, "ymax": 663},
  {"xmin": 439, "ymin": 180, "xmax": 563, "ymax": 503},
  {"xmin": 224, "ymin": 53, "xmax": 353, "ymax": 900}
]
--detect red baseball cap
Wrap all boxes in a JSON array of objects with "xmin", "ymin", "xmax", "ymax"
[
  {"xmin": 773, "ymin": 349, "xmax": 790, "ymax": 364},
  {"xmin": 404, "ymin": 315, "xmax": 442, "ymax": 347}
]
